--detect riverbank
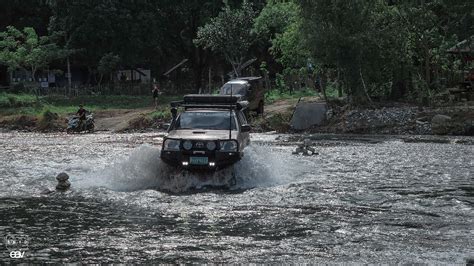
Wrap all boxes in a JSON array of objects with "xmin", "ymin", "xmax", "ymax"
[
  {"xmin": 0, "ymin": 93, "xmax": 179, "ymax": 132},
  {"xmin": 1, "ymin": 92, "xmax": 473, "ymax": 136},
  {"xmin": 250, "ymin": 99, "xmax": 474, "ymax": 136},
  {"xmin": 315, "ymin": 102, "xmax": 474, "ymax": 136}
]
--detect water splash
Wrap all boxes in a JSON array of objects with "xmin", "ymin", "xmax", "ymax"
[
  {"xmin": 73, "ymin": 144, "xmax": 298, "ymax": 193},
  {"xmin": 234, "ymin": 144, "xmax": 299, "ymax": 189}
]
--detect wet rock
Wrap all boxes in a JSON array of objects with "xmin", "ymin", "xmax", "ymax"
[
  {"xmin": 292, "ymin": 139, "xmax": 319, "ymax": 156},
  {"xmin": 431, "ymin": 114, "xmax": 465, "ymax": 135},
  {"xmin": 464, "ymin": 119, "xmax": 474, "ymax": 136},
  {"xmin": 56, "ymin": 172, "xmax": 71, "ymax": 191},
  {"xmin": 466, "ymin": 257, "xmax": 474, "ymax": 266},
  {"xmin": 432, "ymin": 114, "xmax": 452, "ymax": 124},
  {"xmin": 341, "ymin": 107, "xmax": 418, "ymax": 134},
  {"xmin": 415, "ymin": 118, "xmax": 432, "ymax": 135},
  {"xmin": 290, "ymin": 101, "xmax": 327, "ymax": 130},
  {"xmin": 40, "ymin": 188, "xmax": 54, "ymax": 195}
]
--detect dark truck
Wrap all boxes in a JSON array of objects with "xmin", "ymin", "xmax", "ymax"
[
  {"xmin": 219, "ymin": 77, "xmax": 265, "ymax": 115},
  {"xmin": 160, "ymin": 94, "xmax": 251, "ymax": 171}
]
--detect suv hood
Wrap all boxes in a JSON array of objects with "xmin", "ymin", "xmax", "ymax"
[{"xmin": 167, "ymin": 129, "xmax": 239, "ymax": 140}]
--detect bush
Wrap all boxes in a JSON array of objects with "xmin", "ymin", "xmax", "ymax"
[
  {"xmin": 37, "ymin": 108, "xmax": 59, "ymax": 131},
  {"xmin": 265, "ymin": 88, "xmax": 316, "ymax": 104},
  {"xmin": 10, "ymin": 83, "xmax": 26, "ymax": 93},
  {"xmin": 267, "ymin": 112, "xmax": 292, "ymax": 132},
  {"xmin": 127, "ymin": 114, "xmax": 153, "ymax": 130}
]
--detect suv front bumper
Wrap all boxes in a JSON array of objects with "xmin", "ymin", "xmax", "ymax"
[{"xmin": 160, "ymin": 150, "xmax": 243, "ymax": 170}]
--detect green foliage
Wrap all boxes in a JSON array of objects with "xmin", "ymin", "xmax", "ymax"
[
  {"xmin": 48, "ymin": 1, "xmax": 164, "ymax": 68},
  {"xmin": 195, "ymin": 1, "xmax": 257, "ymax": 76},
  {"xmin": 0, "ymin": 93, "xmax": 183, "ymax": 116},
  {"xmin": 98, "ymin": 53, "xmax": 120, "ymax": 75},
  {"xmin": 297, "ymin": 0, "xmax": 473, "ymax": 104},
  {"xmin": 254, "ymin": 0, "xmax": 309, "ymax": 69},
  {"xmin": 253, "ymin": 0, "xmax": 298, "ymax": 38},
  {"xmin": 0, "ymin": 26, "xmax": 66, "ymax": 79},
  {"xmin": 266, "ymin": 112, "xmax": 292, "ymax": 132},
  {"xmin": 97, "ymin": 53, "xmax": 120, "ymax": 84},
  {"xmin": 265, "ymin": 87, "xmax": 316, "ymax": 104},
  {"xmin": 1, "ymin": 0, "xmax": 472, "ymax": 103},
  {"xmin": 0, "ymin": 93, "xmax": 38, "ymax": 108},
  {"xmin": 149, "ymin": 109, "xmax": 172, "ymax": 121}
]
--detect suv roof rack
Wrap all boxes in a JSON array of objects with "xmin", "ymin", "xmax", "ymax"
[
  {"xmin": 171, "ymin": 94, "xmax": 248, "ymax": 110},
  {"xmin": 234, "ymin": 76, "xmax": 262, "ymax": 81}
]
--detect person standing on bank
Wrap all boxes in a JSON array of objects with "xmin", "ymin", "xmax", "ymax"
[{"xmin": 152, "ymin": 83, "xmax": 161, "ymax": 109}]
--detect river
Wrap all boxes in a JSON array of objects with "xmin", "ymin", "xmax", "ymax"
[{"xmin": 0, "ymin": 132, "xmax": 472, "ymax": 263}]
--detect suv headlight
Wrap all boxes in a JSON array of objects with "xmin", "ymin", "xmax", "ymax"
[
  {"xmin": 220, "ymin": 140, "xmax": 238, "ymax": 152},
  {"xmin": 163, "ymin": 139, "xmax": 180, "ymax": 151}
]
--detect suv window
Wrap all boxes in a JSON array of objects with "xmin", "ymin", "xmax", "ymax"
[
  {"xmin": 220, "ymin": 83, "xmax": 248, "ymax": 96},
  {"xmin": 236, "ymin": 111, "xmax": 248, "ymax": 125},
  {"xmin": 176, "ymin": 111, "xmax": 237, "ymax": 130}
]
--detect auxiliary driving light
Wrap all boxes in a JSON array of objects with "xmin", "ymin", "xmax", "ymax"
[
  {"xmin": 183, "ymin": 140, "xmax": 193, "ymax": 150},
  {"xmin": 206, "ymin": 141, "xmax": 216, "ymax": 151},
  {"xmin": 182, "ymin": 161, "xmax": 189, "ymax": 166}
]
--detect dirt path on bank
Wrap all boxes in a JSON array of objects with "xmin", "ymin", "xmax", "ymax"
[
  {"xmin": 93, "ymin": 98, "xmax": 313, "ymax": 131},
  {"xmin": 264, "ymin": 97, "xmax": 322, "ymax": 116},
  {"xmin": 94, "ymin": 108, "xmax": 154, "ymax": 132}
]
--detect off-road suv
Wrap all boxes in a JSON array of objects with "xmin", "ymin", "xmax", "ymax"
[
  {"xmin": 219, "ymin": 77, "xmax": 265, "ymax": 115},
  {"xmin": 160, "ymin": 94, "xmax": 251, "ymax": 171}
]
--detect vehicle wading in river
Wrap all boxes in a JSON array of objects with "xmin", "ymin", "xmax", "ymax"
[{"xmin": 160, "ymin": 94, "xmax": 251, "ymax": 173}]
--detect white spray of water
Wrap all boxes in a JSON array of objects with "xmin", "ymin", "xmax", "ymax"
[{"xmin": 73, "ymin": 144, "xmax": 299, "ymax": 193}]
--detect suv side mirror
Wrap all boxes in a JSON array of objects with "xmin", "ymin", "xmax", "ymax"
[
  {"xmin": 241, "ymin": 124, "xmax": 251, "ymax": 132},
  {"xmin": 162, "ymin": 123, "xmax": 171, "ymax": 130}
]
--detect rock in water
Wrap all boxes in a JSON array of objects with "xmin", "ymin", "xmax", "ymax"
[
  {"xmin": 55, "ymin": 172, "xmax": 71, "ymax": 191},
  {"xmin": 56, "ymin": 172, "xmax": 69, "ymax": 182},
  {"xmin": 292, "ymin": 140, "xmax": 319, "ymax": 156}
]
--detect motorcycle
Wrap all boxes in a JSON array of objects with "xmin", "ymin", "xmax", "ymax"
[{"xmin": 66, "ymin": 113, "xmax": 95, "ymax": 133}]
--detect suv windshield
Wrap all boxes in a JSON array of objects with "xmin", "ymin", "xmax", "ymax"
[
  {"xmin": 176, "ymin": 111, "xmax": 237, "ymax": 130},
  {"xmin": 220, "ymin": 83, "xmax": 247, "ymax": 96}
]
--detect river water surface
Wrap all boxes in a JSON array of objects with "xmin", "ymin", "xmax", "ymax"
[{"xmin": 0, "ymin": 132, "xmax": 472, "ymax": 263}]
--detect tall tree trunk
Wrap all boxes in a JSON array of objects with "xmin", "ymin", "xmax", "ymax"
[
  {"xmin": 319, "ymin": 71, "xmax": 328, "ymax": 102},
  {"xmin": 31, "ymin": 68, "xmax": 39, "ymax": 103},
  {"xmin": 424, "ymin": 47, "xmax": 430, "ymax": 87},
  {"xmin": 345, "ymin": 64, "xmax": 370, "ymax": 106},
  {"xmin": 337, "ymin": 69, "xmax": 343, "ymax": 97},
  {"xmin": 208, "ymin": 67, "xmax": 212, "ymax": 94},
  {"xmin": 359, "ymin": 67, "xmax": 373, "ymax": 105},
  {"xmin": 9, "ymin": 71, "xmax": 13, "ymax": 90},
  {"xmin": 67, "ymin": 56, "xmax": 72, "ymax": 94}
]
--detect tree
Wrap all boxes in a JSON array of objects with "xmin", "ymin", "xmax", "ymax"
[
  {"xmin": 48, "ymin": 0, "xmax": 164, "ymax": 83},
  {"xmin": 298, "ymin": 0, "xmax": 389, "ymax": 104},
  {"xmin": 97, "ymin": 53, "xmax": 120, "ymax": 85},
  {"xmin": 254, "ymin": 0, "xmax": 309, "ymax": 69},
  {"xmin": 0, "ymin": 26, "xmax": 64, "ymax": 82},
  {"xmin": 194, "ymin": 1, "xmax": 257, "ymax": 77}
]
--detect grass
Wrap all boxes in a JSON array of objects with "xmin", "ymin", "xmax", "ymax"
[
  {"xmin": 148, "ymin": 106, "xmax": 172, "ymax": 121},
  {"xmin": 0, "ymin": 92, "xmax": 182, "ymax": 116},
  {"xmin": 0, "ymin": 93, "xmax": 38, "ymax": 108},
  {"xmin": 265, "ymin": 88, "xmax": 318, "ymax": 104}
]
